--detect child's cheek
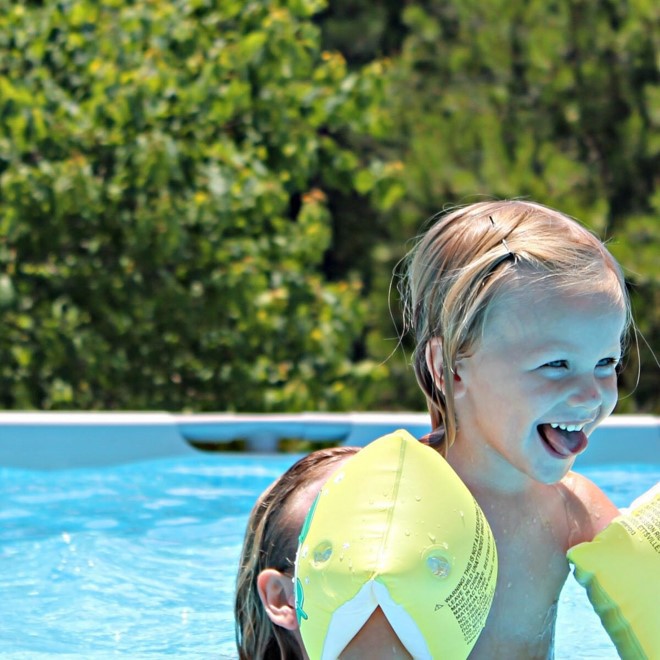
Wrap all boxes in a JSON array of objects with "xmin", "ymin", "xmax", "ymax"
[{"xmin": 603, "ymin": 377, "xmax": 619, "ymax": 414}]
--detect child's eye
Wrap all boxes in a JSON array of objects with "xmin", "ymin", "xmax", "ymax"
[
  {"xmin": 597, "ymin": 357, "xmax": 621, "ymax": 370},
  {"xmin": 542, "ymin": 360, "xmax": 568, "ymax": 369}
]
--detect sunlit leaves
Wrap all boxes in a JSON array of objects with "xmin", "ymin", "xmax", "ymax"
[{"xmin": 0, "ymin": 0, "xmax": 388, "ymax": 412}]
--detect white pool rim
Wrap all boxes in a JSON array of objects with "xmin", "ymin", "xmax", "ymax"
[{"xmin": 0, "ymin": 412, "xmax": 657, "ymax": 469}]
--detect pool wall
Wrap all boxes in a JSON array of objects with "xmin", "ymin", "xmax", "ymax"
[{"xmin": 0, "ymin": 412, "xmax": 658, "ymax": 470}]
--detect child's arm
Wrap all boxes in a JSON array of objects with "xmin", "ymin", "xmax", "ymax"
[
  {"xmin": 562, "ymin": 471, "xmax": 620, "ymax": 547},
  {"xmin": 567, "ymin": 483, "xmax": 660, "ymax": 659}
]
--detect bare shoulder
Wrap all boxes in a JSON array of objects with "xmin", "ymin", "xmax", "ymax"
[{"xmin": 559, "ymin": 471, "xmax": 620, "ymax": 547}]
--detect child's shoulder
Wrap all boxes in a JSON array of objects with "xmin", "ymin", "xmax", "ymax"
[{"xmin": 559, "ymin": 471, "xmax": 620, "ymax": 547}]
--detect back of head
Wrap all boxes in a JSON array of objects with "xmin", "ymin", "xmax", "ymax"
[
  {"xmin": 235, "ymin": 446, "xmax": 359, "ymax": 660},
  {"xmin": 295, "ymin": 430, "xmax": 498, "ymax": 659},
  {"xmin": 401, "ymin": 200, "xmax": 630, "ymax": 453}
]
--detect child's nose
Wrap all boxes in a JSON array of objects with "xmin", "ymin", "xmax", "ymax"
[{"xmin": 567, "ymin": 375, "xmax": 602, "ymax": 409}]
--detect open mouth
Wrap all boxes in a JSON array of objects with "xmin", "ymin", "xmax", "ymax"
[{"xmin": 537, "ymin": 423, "xmax": 588, "ymax": 458}]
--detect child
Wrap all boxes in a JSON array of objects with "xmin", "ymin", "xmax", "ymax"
[
  {"xmin": 237, "ymin": 429, "xmax": 502, "ymax": 659},
  {"xmin": 401, "ymin": 199, "xmax": 628, "ymax": 658},
  {"xmin": 295, "ymin": 429, "xmax": 498, "ymax": 660},
  {"xmin": 235, "ymin": 446, "xmax": 359, "ymax": 659}
]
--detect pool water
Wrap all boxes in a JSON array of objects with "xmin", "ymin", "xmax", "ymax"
[{"xmin": 0, "ymin": 454, "xmax": 657, "ymax": 659}]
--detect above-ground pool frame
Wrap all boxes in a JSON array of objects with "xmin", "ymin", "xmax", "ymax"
[{"xmin": 0, "ymin": 412, "xmax": 657, "ymax": 469}]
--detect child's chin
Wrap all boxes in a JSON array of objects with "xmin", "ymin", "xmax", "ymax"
[{"xmin": 534, "ymin": 458, "xmax": 576, "ymax": 485}]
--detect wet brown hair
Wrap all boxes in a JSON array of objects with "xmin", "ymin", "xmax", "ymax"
[
  {"xmin": 401, "ymin": 200, "xmax": 630, "ymax": 455},
  {"xmin": 235, "ymin": 446, "xmax": 359, "ymax": 659}
]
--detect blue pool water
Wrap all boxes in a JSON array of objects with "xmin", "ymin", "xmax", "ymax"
[{"xmin": 0, "ymin": 454, "xmax": 657, "ymax": 659}]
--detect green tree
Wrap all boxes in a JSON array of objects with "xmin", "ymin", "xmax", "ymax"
[
  {"xmin": 319, "ymin": 0, "xmax": 659, "ymax": 413},
  {"xmin": 0, "ymin": 0, "xmax": 393, "ymax": 411}
]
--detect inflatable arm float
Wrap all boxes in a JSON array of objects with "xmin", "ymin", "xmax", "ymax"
[
  {"xmin": 567, "ymin": 482, "xmax": 660, "ymax": 660},
  {"xmin": 294, "ymin": 429, "xmax": 498, "ymax": 660}
]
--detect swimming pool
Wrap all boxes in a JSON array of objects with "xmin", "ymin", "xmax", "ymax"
[{"xmin": 1, "ymin": 450, "xmax": 658, "ymax": 658}]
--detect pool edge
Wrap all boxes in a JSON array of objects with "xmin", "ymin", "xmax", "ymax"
[{"xmin": 0, "ymin": 412, "xmax": 657, "ymax": 469}]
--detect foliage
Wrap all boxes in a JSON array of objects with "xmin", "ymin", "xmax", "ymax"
[
  {"xmin": 320, "ymin": 0, "xmax": 659, "ymax": 413},
  {"xmin": 0, "ymin": 0, "xmax": 657, "ymax": 415},
  {"xmin": 0, "ymin": 0, "xmax": 393, "ymax": 411}
]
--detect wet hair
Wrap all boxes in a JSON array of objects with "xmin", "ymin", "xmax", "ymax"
[
  {"xmin": 401, "ymin": 200, "xmax": 630, "ymax": 454},
  {"xmin": 235, "ymin": 445, "xmax": 359, "ymax": 660}
]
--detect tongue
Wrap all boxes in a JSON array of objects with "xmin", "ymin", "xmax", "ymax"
[{"xmin": 539, "ymin": 424, "xmax": 588, "ymax": 458}]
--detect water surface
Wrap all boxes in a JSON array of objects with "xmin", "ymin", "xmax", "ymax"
[{"xmin": 1, "ymin": 453, "xmax": 657, "ymax": 658}]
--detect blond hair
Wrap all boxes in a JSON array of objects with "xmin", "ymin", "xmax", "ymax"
[
  {"xmin": 235, "ymin": 446, "xmax": 359, "ymax": 659},
  {"xmin": 401, "ymin": 200, "xmax": 630, "ymax": 454}
]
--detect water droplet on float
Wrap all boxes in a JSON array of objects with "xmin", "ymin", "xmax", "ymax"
[
  {"xmin": 427, "ymin": 555, "xmax": 451, "ymax": 578},
  {"xmin": 312, "ymin": 541, "xmax": 333, "ymax": 567},
  {"xmin": 415, "ymin": 495, "xmax": 422, "ymax": 502},
  {"xmin": 404, "ymin": 530, "xmax": 411, "ymax": 537}
]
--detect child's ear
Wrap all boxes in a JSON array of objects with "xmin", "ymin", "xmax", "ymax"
[
  {"xmin": 426, "ymin": 338, "xmax": 465, "ymax": 396},
  {"xmin": 256, "ymin": 569, "xmax": 298, "ymax": 631},
  {"xmin": 425, "ymin": 337, "xmax": 445, "ymax": 392}
]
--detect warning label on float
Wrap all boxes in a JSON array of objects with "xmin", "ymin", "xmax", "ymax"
[
  {"xmin": 444, "ymin": 500, "xmax": 497, "ymax": 644},
  {"xmin": 620, "ymin": 497, "xmax": 660, "ymax": 555}
]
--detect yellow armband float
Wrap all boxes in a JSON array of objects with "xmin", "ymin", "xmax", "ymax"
[
  {"xmin": 294, "ymin": 429, "xmax": 498, "ymax": 660},
  {"xmin": 567, "ymin": 483, "xmax": 660, "ymax": 660}
]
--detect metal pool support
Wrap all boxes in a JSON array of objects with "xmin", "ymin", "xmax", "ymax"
[{"xmin": 0, "ymin": 411, "xmax": 657, "ymax": 469}]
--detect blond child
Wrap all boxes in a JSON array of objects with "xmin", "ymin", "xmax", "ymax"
[{"xmin": 401, "ymin": 200, "xmax": 627, "ymax": 658}]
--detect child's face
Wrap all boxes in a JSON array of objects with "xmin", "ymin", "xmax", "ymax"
[{"xmin": 453, "ymin": 280, "xmax": 626, "ymax": 485}]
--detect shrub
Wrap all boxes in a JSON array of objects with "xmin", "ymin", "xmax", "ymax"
[{"xmin": 0, "ymin": 0, "xmax": 391, "ymax": 411}]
